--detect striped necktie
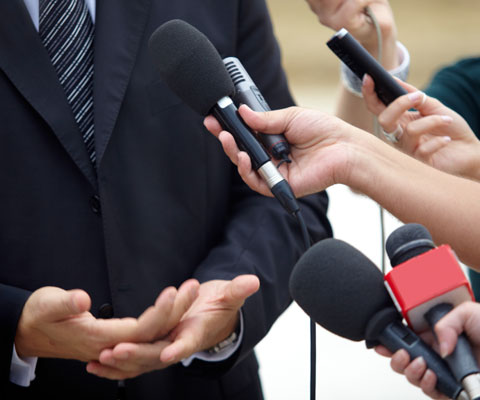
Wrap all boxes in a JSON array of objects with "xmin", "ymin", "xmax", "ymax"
[{"xmin": 39, "ymin": 0, "xmax": 96, "ymax": 164}]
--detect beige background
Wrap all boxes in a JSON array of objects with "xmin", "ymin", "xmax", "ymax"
[
  {"xmin": 255, "ymin": 1, "xmax": 480, "ymax": 399},
  {"xmin": 265, "ymin": 0, "xmax": 480, "ymax": 109}
]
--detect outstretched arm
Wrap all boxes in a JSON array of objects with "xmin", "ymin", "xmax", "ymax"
[{"xmin": 206, "ymin": 105, "xmax": 480, "ymax": 268}]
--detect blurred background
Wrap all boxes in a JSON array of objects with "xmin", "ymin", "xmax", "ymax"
[{"xmin": 255, "ymin": 1, "xmax": 480, "ymax": 399}]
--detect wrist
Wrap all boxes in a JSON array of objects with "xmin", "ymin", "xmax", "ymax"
[{"xmin": 340, "ymin": 131, "xmax": 394, "ymax": 194}]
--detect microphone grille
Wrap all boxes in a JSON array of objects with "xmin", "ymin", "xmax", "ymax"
[
  {"xmin": 148, "ymin": 19, "xmax": 235, "ymax": 116},
  {"xmin": 224, "ymin": 60, "xmax": 247, "ymax": 85},
  {"xmin": 289, "ymin": 238, "xmax": 393, "ymax": 341},
  {"xmin": 386, "ymin": 223, "xmax": 435, "ymax": 266}
]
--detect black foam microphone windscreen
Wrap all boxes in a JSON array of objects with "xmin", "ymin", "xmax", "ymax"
[
  {"xmin": 289, "ymin": 238, "xmax": 392, "ymax": 341},
  {"xmin": 386, "ymin": 223, "xmax": 435, "ymax": 266},
  {"xmin": 148, "ymin": 19, "xmax": 234, "ymax": 116},
  {"xmin": 291, "ymin": 238, "xmax": 466, "ymax": 399}
]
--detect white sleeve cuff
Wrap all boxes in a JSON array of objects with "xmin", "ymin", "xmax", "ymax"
[
  {"xmin": 181, "ymin": 311, "xmax": 244, "ymax": 367},
  {"xmin": 10, "ymin": 344, "xmax": 37, "ymax": 387}
]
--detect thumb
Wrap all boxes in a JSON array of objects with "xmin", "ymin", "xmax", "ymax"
[
  {"xmin": 37, "ymin": 287, "xmax": 91, "ymax": 322},
  {"xmin": 238, "ymin": 104, "xmax": 299, "ymax": 135},
  {"xmin": 222, "ymin": 275, "xmax": 260, "ymax": 307}
]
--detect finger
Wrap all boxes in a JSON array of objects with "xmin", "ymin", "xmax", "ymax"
[
  {"xmin": 393, "ymin": 77, "xmax": 422, "ymax": 94},
  {"xmin": 165, "ymin": 279, "xmax": 200, "ymax": 331},
  {"xmin": 236, "ymin": 152, "xmax": 271, "ymax": 197},
  {"xmin": 405, "ymin": 115, "xmax": 453, "ymax": 139},
  {"xmin": 419, "ymin": 369, "xmax": 446, "ymax": 399},
  {"xmin": 403, "ymin": 356, "xmax": 427, "ymax": 386},
  {"xmin": 374, "ymin": 345, "xmax": 393, "ymax": 358},
  {"xmin": 238, "ymin": 104, "xmax": 300, "ymax": 135},
  {"xmin": 40, "ymin": 288, "xmax": 91, "ymax": 322},
  {"xmin": 160, "ymin": 327, "xmax": 201, "ymax": 363},
  {"xmin": 203, "ymin": 115, "xmax": 224, "ymax": 137},
  {"xmin": 390, "ymin": 349, "xmax": 411, "ymax": 374},
  {"xmin": 136, "ymin": 286, "xmax": 177, "ymax": 341},
  {"xmin": 435, "ymin": 302, "xmax": 480, "ymax": 357},
  {"xmin": 221, "ymin": 275, "xmax": 260, "ymax": 307},
  {"xmin": 86, "ymin": 361, "xmax": 132, "ymax": 380},
  {"xmin": 218, "ymin": 131, "xmax": 241, "ymax": 166},
  {"xmin": 414, "ymin": 136, "xmax": 451, "ymax": 163},
  {"xmin": 361, "ymin": 74, "xmax": 386, "ymax": 116},
  {"xmin": 376, "ymin": 91, "xmax": 425, "ymax": 134},
  {"xmin": 107, "ymin": 341, "xmax": 170, "ymax": 370}
]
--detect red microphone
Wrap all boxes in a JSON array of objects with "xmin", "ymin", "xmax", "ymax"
[
  {"xmin": 385, "ymin": 224, "xmax": 480, "ymax": 400},
  {"xmin": 385, "ymin": 244, "xmax": 474, "ymax": 332}
]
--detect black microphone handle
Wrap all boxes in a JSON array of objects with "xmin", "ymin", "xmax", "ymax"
[
  {"xmin": 212, "ymin": 98, "xmax": 271, "ymax": 170},
  {"xmin": 211, "ymin": 98, "xmax": 299, "ymax": 215},
  {"xmin": 378, "ymin": 320, "xmax": 464, "ymax": 399},
  {"xmin": 425, "ymin": 303, "xmax": 480, "ymax": 399},
  {"xmin": 327, "ymin": 29, "xmax": 407, "ymax": 105}
]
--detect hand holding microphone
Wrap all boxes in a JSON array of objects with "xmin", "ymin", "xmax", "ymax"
[
  {"xmin": 378, "ymin": 301, "xmax": 480, "ymax": 400},
  {"xmin": 384, "ymin": 224, "xmax": 480, "ymax": 399}
]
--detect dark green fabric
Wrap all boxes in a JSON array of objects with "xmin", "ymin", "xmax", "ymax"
[{"xmin": 424, "ymin": 57, "xmax": 480, "ymax": 300}]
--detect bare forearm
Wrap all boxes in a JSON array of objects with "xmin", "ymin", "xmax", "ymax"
[{"xmin": 346, "ymin": 130, "xmax": 480, "ymax": 268}]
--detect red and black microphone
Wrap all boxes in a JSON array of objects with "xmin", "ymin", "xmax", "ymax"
[{"xmin": 385, "ymin": 223, "xmax": 480, "ymax": 400}]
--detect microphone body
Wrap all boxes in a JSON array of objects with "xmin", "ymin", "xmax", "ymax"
[
  {"xmin": 327, "ymin": 28, "xmax": 407, "ymax": 105},
  {"xmin": 385, "ymin": 224, "xmax": 480, "ymax": 399},
  {"xmin": 223, "ymin": 57, "xmax": 291, "ymax": 163},
  {"xmin": 289, "ymin": 238, "xmax": 465, "ymax": 400},
  {"xmin": 211, "ymin": 97, "xmax": 298, "ymax": 214}
]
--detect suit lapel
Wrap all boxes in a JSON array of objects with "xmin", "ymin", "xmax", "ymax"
[
  {"xmin": 0, "ymin": 1, "xmax": 98, "ymax": 189},
  {"xmin": 93, "ymin": 0, "xmax": 153, "ymax": 167}
]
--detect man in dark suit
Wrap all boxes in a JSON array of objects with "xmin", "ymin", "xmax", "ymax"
[{"xmin": 0, "ymin": 0, "xmax": 332, "ymax": 399}]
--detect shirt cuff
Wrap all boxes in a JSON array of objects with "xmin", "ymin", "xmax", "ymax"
[
  {"xmin": 10, "ymin": 344, "xmax": 38, "ymax": 387},
  {"xmin": 181, "ymin": 311, "xmax": 244, "ymax": 367},
  {"xmin": 341, "ymin": 41, "xmax": 410, "ymax": 96}
]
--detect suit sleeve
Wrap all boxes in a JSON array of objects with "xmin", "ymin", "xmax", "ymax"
[
  {"xmin": 188, "ymin": 0, "xmax": 333, "ymax": 376},
  {"xmin": 0, "ymin": 284, "xmax": 31, "ymax": 382}
]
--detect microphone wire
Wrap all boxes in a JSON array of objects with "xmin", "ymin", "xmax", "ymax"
[
  {"xmin": 293, "ymin": 209, "xmax": 315, "ymax": 400},
  {"xmin": 365, "ymin": 5, "xmax": 387, "ymax": 274}
]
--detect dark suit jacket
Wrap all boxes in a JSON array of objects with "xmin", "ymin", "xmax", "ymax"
[{"xmin": 0, "ymin": 0, "xmax": 332, "ymax": 399}]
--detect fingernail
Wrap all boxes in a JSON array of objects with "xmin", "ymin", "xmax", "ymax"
[
  {"xmin": 408, "ymin": 91, "xmax": 422, "ymax": 102},
  {"xmin": 362, "ymin": 74, "xmax": 368, "ymax": 86},
  {"xmin": 411, "ymin": 356, "xmax": 426, "ymax": 371},
  {"xmin": 442, "ymin": 136, "xmax": 452, "ymax": 143},
  {"xmin": 441, "ymin": 115, "xmax": 453, "ymax": 123},
  {"xmin": 440, "ymin": 342, "xmax": 449, "ymax": 358}
]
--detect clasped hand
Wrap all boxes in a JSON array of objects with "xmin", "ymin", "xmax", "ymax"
[{"xmin": 15, "ymin": 275, "xmax": 259, "ymax": 380}]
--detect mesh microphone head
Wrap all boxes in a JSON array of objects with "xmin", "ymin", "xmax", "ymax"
[
  {"xmin": 148, "ymin": 19, "xmax": 235, "ymax": 116},
  {"xmin": 289, "ymin": 238, "xmax": 394, "ymax": 341},
  {"xmin": 386, "ymin": 223, "xmax": 435, "ymax": 267}
]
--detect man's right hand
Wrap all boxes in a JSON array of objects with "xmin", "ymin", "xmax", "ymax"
[{"xmin": 14, "ymin": 281, "xmax": 199, "ymax": 362}]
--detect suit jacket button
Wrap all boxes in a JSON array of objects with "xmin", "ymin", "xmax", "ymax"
[
  {"xmin": 90, "ymin": 195, "xmax": 101, "ymax": 214},
  {"xmin": 98, "ymin": 303, "xmax": 114, "ymax": 319}
]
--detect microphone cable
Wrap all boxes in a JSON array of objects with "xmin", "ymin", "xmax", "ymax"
[
  {"xmin": 293, "ymin": 209, "xmax": 315, "ymax": 400},
  {"xmin": 365, "ymin": 5, "xmax": 388, "ymax": 274}
]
